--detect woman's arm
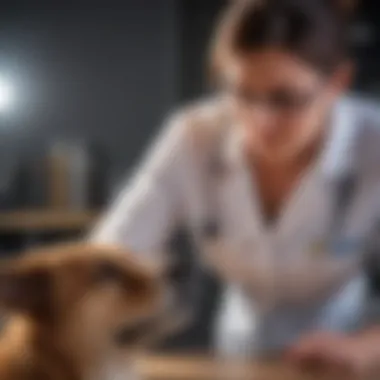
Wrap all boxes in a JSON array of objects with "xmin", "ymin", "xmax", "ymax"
[{"xmin": 90, "ymin": 112, "xmax": 188, "ymax": 269}]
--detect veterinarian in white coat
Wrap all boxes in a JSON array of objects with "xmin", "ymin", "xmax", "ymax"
[{"xmin": 91, "ymin": 0, "xmax": 380, "ymax": 374}]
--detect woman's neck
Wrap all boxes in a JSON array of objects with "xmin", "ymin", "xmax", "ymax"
[
  {"xmin": 250, "ymin": 129, "xmax": 327, "ymax": 174},
  {"xmin": 245, "ymin": 131, "xmax": 327, "ymax": 225}
]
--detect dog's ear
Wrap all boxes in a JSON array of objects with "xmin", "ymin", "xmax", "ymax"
[{"xmin": 0, "ymin": 265, "xmax": 52, "ymax": 319}]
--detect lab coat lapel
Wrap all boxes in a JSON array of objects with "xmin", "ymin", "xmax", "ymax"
[
  {"xmin": 277, "ymin": 97, "xmax": 358, "ymax": 240},
  {"xmin": 217, "ymin": 128, "xmax": 265, "ymax": 246},
  {"xmin": 216, "ymin": 97, "xmax": 357, "ymax": 245}
]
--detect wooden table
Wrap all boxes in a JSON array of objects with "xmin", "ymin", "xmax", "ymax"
[{"xmin": 136, "ymin": 355, "xmax": 351, "ymax": 380}]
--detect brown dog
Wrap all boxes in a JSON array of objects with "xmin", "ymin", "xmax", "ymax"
[{"xmin": 0, "ymin": 244, "xmax": 175, "ymax": 380}]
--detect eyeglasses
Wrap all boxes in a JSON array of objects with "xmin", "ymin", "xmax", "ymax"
[{"xmin": 227, "ymin": 86, "xmax": 322, "ymax": 113}]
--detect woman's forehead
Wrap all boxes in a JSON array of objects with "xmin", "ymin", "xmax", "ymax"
[{"xmin": 223, "ymin": 49, "xmax": 325, "ymax": 90}]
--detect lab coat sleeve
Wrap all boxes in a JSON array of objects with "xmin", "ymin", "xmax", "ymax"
[
  {"xmin": 89, "ymin": 113, "xmax": 188, "ymax": 265},
  {"xmin": 357, "ymin": 102, "xmax": 380, "ymax": 327}
]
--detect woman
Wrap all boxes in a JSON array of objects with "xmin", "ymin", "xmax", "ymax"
[{"xmin": 92, "ymin": 0, "xmax": 380, "ymax": 375}]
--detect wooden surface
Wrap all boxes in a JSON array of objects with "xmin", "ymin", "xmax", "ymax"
[
  {"xmin": 0, "ymin": 210, "xmax": 99, "ymax": 233},
  {"xmin": 136, "ymin": 355, "xmax": 347, "ymax": 380}
]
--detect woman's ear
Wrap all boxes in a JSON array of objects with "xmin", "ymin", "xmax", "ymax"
[{"xmin": 0, "ymin": 265, "xmax": 52, "ymax": 319}]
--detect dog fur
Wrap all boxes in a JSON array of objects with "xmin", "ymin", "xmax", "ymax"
[{"xmin": 0, "ymin": 243, "xmax": 171, "ymax": 380}]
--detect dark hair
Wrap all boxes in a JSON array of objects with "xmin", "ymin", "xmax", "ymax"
[{"xmin": 211, "ymin": 0, "xmax": 355, "ymax": 78}]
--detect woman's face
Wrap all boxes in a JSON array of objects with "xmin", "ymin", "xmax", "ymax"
[{"xmin": 224, "ymin": 49, "xmax": 351, "ymax": 162}]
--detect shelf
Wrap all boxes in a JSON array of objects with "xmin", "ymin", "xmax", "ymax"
[{"xmin": 0, "ymin": 210, "xmax": 99, "ymax": 233}]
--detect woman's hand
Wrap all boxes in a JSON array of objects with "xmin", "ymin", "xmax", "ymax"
[{"xmin": 285, "ymin": 330, "xmax": 380, "ymax": 378}]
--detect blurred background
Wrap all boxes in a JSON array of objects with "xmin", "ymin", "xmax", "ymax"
[{"xmin": 0, "ymin": 0, "xmax": 378, "ymax": 352}]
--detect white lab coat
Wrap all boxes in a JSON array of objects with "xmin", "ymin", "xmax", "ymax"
[{"xmin": 91, "ymin": 94, "xmax": 380, "ymax": 356}]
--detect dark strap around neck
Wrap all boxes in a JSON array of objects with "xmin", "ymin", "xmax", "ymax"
[{"xmin": 329, "ymin": 172, "xmax": 357, "ymax": 240}]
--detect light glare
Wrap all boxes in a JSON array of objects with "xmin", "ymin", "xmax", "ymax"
[{"xmin": 0, "ymin": 78, "xmax": 15, "ymax": 113}]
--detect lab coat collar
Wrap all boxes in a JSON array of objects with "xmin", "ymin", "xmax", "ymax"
[
  {"xmin": 319, "ymin": 96, "xmax": 358, "ymax": 181},
  {"xmin": 213, "ymin": 96, "xmax": 359, "ymax": 242},
  {"xmin": 219, "ymin": 95, "xmax": 358, "ymax": 182}
]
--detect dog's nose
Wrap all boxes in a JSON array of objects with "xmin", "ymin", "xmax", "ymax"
[{"xmin": 114, "ymin": 317, "xmax": 159, "ymax": 346}]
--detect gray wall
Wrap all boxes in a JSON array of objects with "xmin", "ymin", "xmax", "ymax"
[
  {"xmin": 0, "ymin": 1, "xmax": 180, "ymax": 184},
  {"xmin": 179, "ymin": 0, "xmax": 226, "ymax": 101}
]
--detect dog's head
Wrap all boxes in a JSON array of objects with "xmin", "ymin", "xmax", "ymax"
[{"xmin": 0, "ymin": 244, "xmax": 174, "ymax": 354}]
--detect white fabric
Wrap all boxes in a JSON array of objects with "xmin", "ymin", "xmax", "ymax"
[{"xmin": 91, "ymin": 94, "xmax": 380, "ymax": 355}]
